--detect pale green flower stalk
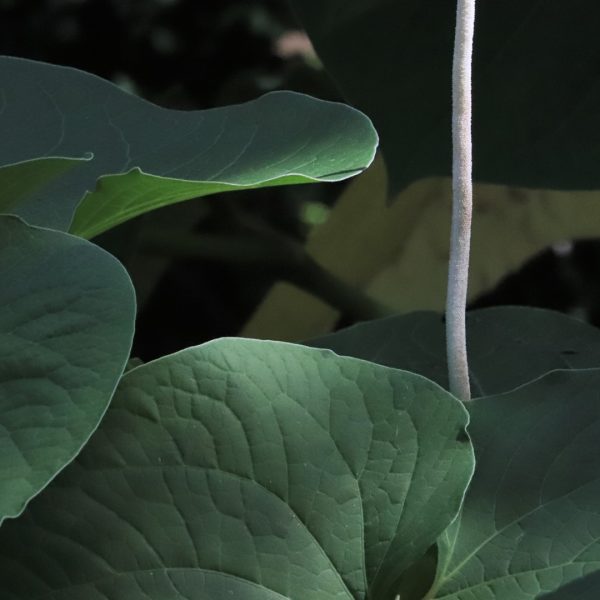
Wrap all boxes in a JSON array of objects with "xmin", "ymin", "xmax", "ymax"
[{"xmin": 447, "ymin": 0, "xmax": 475, "ymax": 402}]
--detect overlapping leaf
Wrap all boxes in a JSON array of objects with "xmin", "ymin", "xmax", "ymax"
[
  {"xmin": 429, "ymin": 370, "xmax": 600, "ymax": 598},
  {"xmin": 0, "ymin": 156, "xmax": 91, "ymax": 217},
  {"xmin": 0, "ymin": 339, "xmax": 473, "ymax": 599},
  {"xmin": 310, "ymin": 306, "xmax": 600, "ymax": 397},
  {"xmin": 0, "ymin": 216, "xmax": 135, "ymax": 524},
  {"xmin": 539, "ymin": 570, "xmax": 600, "ymax": 599},
  {"xmin": 0, "ymin": 56, "xmax": 377, "ymax": 234},
  {"xmin": 311, "ymin": 307, "xmax": 600, "ymax": 598}
]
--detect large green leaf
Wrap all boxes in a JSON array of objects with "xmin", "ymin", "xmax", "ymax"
[
  {"xmin": 429, "ymin": 369, "xmax": 600, "ymax": 599},
  {"xmin": 289, "ymin": 1, "xmax": 600, "ymax": 193},
  {"xmin": 0, "ymin": 339, "xmax": 473, "ymax": 600},
  {"xmin": 310, "ymin": 307, "xmax": 600, "ymax": 397},
  {"xmin": 0, "ymin": 56, "xmax": 377, "ymax": 234},
  {"xmin": 72, "ymin": 165, "xmax": 355, "ymax": 241},
  {"xmin": 0, "ymin": 216, "xmax": 135, "ymax": 524}
]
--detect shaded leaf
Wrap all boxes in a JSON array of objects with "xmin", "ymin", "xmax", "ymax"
[
  {"xmin": 290, "ymin": 1, "xmax": 600, "ymax": 193},
  {"xmin": 243, "ymin": 159, "xmax": 600, "ymax": 341},
  {"xmin": 0, "ymin": 339, "xmax": 473, "ymax": 599},
  {"xmin": 310, "ymin": 306, "xmax": 600, "ymax": 397},
  {"xmin": 538, "ymin": 570, "xmax": 600, "ymax": 600},
  {"xmin": 0, "ymin": 156, "xmax": 91, "ymax": 218},
  {"xmin": 72, "ymin": 164, "xmax": 351, "ymax": 240},
  {"xmin": 242, "ymin": 155, "xmax": 390, "ymax": 340},
  {"xmin": 430, "ymin": 369, "xmax": 600, "ymax": 599},
  {"xmin": 0, "ymin": 56, "xmax": 377, "ymax": 234},
  {"xmin": 0, "ymin": 216, "xmax": 135, "ymax": 524}
]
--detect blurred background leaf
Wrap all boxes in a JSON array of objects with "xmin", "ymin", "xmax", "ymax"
[
  {"xmin": 244, "ymin": 159, "xmax": 600, "ymax": 341},
  {"xmin": 289, "ymin": 0, "xmax": 600, "ymax": 194}
]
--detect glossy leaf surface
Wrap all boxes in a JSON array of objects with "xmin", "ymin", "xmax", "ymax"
[{"xmin": 0, "ymin": 339, "xmax": 473, "ymax": 599}]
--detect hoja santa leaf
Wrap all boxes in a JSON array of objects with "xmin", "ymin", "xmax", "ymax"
[
  {"xmin": 0, "ymin": 215, "xmax": 135, "ymax": 524},
  {"xmin": 430, "ymin": 369, "xmax": 600, "ymax": 598},
  {"xmin": 0, "ymin": 339, "xmax": 473, "ymax": 599},
  {"xmin": 0, "ymin": 56, "xmax": 377, "ymax": 235},
  {"xmin": 310, "ymin": 306, "xmax": 600, "ymax": 397},
  {"xmin": 0, "ymin": 155, "xmax": 91, "ymax": 218}
]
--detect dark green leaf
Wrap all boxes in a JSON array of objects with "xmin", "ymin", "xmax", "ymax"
[
  {"xmin": 0, "ymin": 216, "xmax": 135, "ymax": 524},
  {"xmin": 289, "ymin": 1, "xmax": 600, "ymax": 193},
  {"xmin": 0, "ymin": 57, "xmax": 377, "ymax": 234},
  {"xmin": 0, "ymin": 156, "xmax": 91, "ymax": 217},
  {"xmin": 430, "ymin": 369, "xmax": 600, "ymax": 599},
  {"xmin": 538, "ymin": 570, "xmax": 600, "ymax": 600},
  {"xmin": 0, "ymin": 340, "xmax": 473, "ymax": 599},
  {"xmin": 310, "ymin": 307, "xmax": 600, "ymax": 396}
]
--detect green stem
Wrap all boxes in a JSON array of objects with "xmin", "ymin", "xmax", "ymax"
[{"xmin": 446, "ymin": 0, "xmax": 476, "ymax": 402}]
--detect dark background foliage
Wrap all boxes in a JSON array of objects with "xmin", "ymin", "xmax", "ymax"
[{"xmin": 3, "ymin": 0, "xmax": 599, "ymax": 359}]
